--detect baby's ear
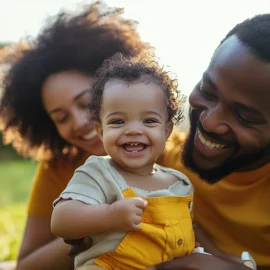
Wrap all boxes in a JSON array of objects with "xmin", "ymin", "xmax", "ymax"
[
  {"xmin": 165, "ymin": 121, "xmax": 173, "ymax": 139},
  {"xmin": 94, "ymin": 121, "xmax": 103, "ymax": 140}
]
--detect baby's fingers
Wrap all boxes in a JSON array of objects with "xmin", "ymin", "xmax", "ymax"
[
  {"xmin": 133, "ymin": 214, "xmax": 142, "ymax": 225},
  {"xmin": 135, "ymin": 207, "xmax": 143, "ymax": 217},
  {"xmin": 134, "ymin": 197, "xmax": 148, "ymax": 209},
  {"xmin": 131, "ymin": 223, "xmax": 141, "ymax": 231},
  {"xmin": 131, "ymin": 218, "xmax": 141, "ymax": 231}
]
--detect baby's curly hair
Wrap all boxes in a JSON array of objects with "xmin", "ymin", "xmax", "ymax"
[
  {"xmin": 90, "ymin": 53, "xmax": 184, "ymax": 125},
  {"xmin": 0, "ymin": 2, "xmax": 151, "ymax": 162}
]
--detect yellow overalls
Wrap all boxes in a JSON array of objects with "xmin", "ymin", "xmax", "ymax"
[{"xmin": 94, "ymin": 188, "xmax": 195, "ymax": 270}]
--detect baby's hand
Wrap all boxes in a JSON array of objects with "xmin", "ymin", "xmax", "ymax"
[{"xmin": 108, "ymin": 197, "xmax": 147, "ymax": 232}]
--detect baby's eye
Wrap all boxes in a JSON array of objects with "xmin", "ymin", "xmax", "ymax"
[
  {"xmin": 144, "ymin": 119, "xmax": 157, "ymax": 124},
  {"xmin": 109, "ymin": 119, "xmax": 124, "ymax": 125}
]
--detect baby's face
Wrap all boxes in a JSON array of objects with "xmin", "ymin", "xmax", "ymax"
[{"xmin": 95, "ymin": 79, "xmax": 173, "ymax": 173}]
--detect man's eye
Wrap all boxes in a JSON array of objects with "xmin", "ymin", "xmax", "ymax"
[
  {"xmin": 199, "ymin": 85, "xmax": 216, "ymax": 101},
  {"xmin": 234, "ymin": 112, "xmax": 256, "ymax": 126},
  {"xmin": 110, "ymin": 119, "xmax": 124, "ymax": 125}
]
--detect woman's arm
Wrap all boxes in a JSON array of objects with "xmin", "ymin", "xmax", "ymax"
[
  {"xmin": 16, "ymin": 159, "xmax": 89, "ymax": 269},
  {"xmin": 16, "ymin": 216, "xmax": 74, "ymax": 270}
]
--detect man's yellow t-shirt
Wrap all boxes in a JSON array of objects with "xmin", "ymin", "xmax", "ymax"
[
  {"xmin": 158, "ymin": 131, "xmax": 270, "ymax": 268},
  {"xmin": 28, "ymin": 131, "xmax": 270, "ymax": 268}
]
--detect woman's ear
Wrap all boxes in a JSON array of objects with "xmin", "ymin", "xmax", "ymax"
[
  {"xmin": 94, "ymin": 121, "xmax": 103, "ymax": 140},
  {"xmin": 165, "ymin": 121, "xmax": 173, "ymax": 139}
]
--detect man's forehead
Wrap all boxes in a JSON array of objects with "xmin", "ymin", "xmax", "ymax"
[
  {"xmin": 208, "ymin": 36, "xmax": 270, "ymax": 115},
  {"xmin": 211, "ymin": 36, "xmax": 270, "ymax": 76}
]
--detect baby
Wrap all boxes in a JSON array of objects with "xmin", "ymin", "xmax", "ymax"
[{"xmin": 51, "ymin": 53, "xmax": 195, "ymax": 270}]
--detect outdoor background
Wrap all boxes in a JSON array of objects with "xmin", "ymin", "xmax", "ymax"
[{"xmin": 1, "ymin": 0, "xmax": 270, "ymax": 263}]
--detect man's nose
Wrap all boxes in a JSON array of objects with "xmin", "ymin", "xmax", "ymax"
[{"xmin": 200, "ymin": 104, "xmax": 231, "ymax": 135}]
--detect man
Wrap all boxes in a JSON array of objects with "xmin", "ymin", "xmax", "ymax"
[
  {"xmin": 157, "ymin": 13, "xmax": 270, "ymax": 270},
  {"xmin": 70, "ymin": 13, "xmax": 270, "ymax": 270}
]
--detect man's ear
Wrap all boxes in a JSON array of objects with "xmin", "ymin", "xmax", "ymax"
[
  {"xmin": 94, "ymin": 121, "xmax": 103, "ymax": 140},
  {"xmin": 165, "ymin": 121, "xmax": 173, "ymax": 140}
]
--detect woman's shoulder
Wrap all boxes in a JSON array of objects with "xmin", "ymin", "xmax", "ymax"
[{"xmin": 36, "ymin": 153, "xmax": 89, "ymax": 183}]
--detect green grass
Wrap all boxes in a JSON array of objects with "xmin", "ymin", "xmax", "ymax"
[
  {"xmin": 0, "ymin": 160, "xmax": 37, "ymax": 208},
  {"xmin": 0, "ymin": 160, "xmax": 37, "ymax": 262},
  {"xmin": 0, "ymin": 204, "xmax": 26, "ymax": 261}
]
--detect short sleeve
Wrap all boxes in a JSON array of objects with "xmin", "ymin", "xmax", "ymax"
[{"xmin": 53, "ymin": 156, "xmax": 122, "ymax": 207}]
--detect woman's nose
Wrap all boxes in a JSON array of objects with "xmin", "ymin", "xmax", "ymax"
[{"xmin": 72, "ymin": 110, "xmax": 88, "ymax": 131}]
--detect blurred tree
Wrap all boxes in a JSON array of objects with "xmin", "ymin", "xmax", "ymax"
[
  {"xmin": 0, "ymin": 42, "xmax": 23, "ymax": 160},
  {"xmin": 0, "ymin": 134, "xmax": 22, "ymax": 160}
]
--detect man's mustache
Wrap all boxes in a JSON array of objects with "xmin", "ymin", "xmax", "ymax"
[{"xmin": 191, "ymin": 109, "xmax": 237, "ymax": 147}]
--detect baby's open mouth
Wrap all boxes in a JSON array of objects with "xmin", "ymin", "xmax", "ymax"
[{"xmin": 123, "ymin": 143, "xmax": 146, "ymax": 153}]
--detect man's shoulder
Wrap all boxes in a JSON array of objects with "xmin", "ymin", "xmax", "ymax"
[
  {"xmin": 224, "ymin": 161, "xmax": 270, "ymax": 184},
  {"xmin": 157, "ymin": 129, "xmax": 187, "ymax": 171},
  {"xmin": 167, "ymin": 129, "xmax": 187, "ymax": 146}
]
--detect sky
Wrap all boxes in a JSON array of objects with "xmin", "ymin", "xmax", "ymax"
[{"xmin": 1, "ymin": 0, "xmax": 270, "ymax": 97}]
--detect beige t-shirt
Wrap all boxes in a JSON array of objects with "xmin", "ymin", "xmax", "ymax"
[{"xmin": 54, "ymin": 155, "xmax": 193, "ymax": 269}]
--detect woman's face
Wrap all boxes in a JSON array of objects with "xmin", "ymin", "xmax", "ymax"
[{"xmin": 42, "ymin": 70, "xmax": 106, "ymax": 155}]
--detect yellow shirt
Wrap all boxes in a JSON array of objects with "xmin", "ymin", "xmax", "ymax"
[
  {"xmin": 28, "ymin": 131, "xmax": 270, "ymax": 268},
  {"xmin": 158, "ymin": 132, "xmax": 270, "ymax": 269},
  {"xmin": 27, "ymin": 156, "xmax": 88, "ymax": 217}
]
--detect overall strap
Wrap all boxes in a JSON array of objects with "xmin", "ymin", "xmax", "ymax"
[{"xmin": 122, "ymin": 187, "xmax": 137, "ymax": 198}]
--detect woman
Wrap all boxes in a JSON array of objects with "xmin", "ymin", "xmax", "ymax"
[{"xmin": 0, "ymin": 2, "xmax": 151, "ymax": 269}]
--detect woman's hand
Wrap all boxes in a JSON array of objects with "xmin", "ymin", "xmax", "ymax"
[
  {"xmin": 156, "ymin": 253, "xmax": 250, "ymax": 270},
  {"xmin": 64, "ymin": 237, "xmax": 93, "ymax": 258}
]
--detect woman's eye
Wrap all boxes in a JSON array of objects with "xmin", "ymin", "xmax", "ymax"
[
  {"xmin": 79, "ymin": 103, "xmax": 89, "ymax": 109},
  {"xmin": 56, "ymin": 116, "xmax": 68, "ymax": 124}
]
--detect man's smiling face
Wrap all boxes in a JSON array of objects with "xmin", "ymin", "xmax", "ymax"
[{"xmin": 182, "ymin": 36, "xmax": 270, "ymax": 183}]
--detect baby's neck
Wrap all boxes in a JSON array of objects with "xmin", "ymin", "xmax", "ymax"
[{"xmin": 110, "ymin": 160, "xmax": 156, "ymax": 177}]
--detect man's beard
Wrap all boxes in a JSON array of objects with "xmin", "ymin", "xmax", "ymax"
[{"xmin": 182, "ymin": 109, "xmax": 270, "ymax": 184}]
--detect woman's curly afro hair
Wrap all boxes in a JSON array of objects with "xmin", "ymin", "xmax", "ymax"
[
  {"xmin": 0, "ymin": 1, "xmax": 152, "ymax": 163},
  {"xmin": 90, "ymin": 53, "xmax": 184, "ymax": 126}
]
